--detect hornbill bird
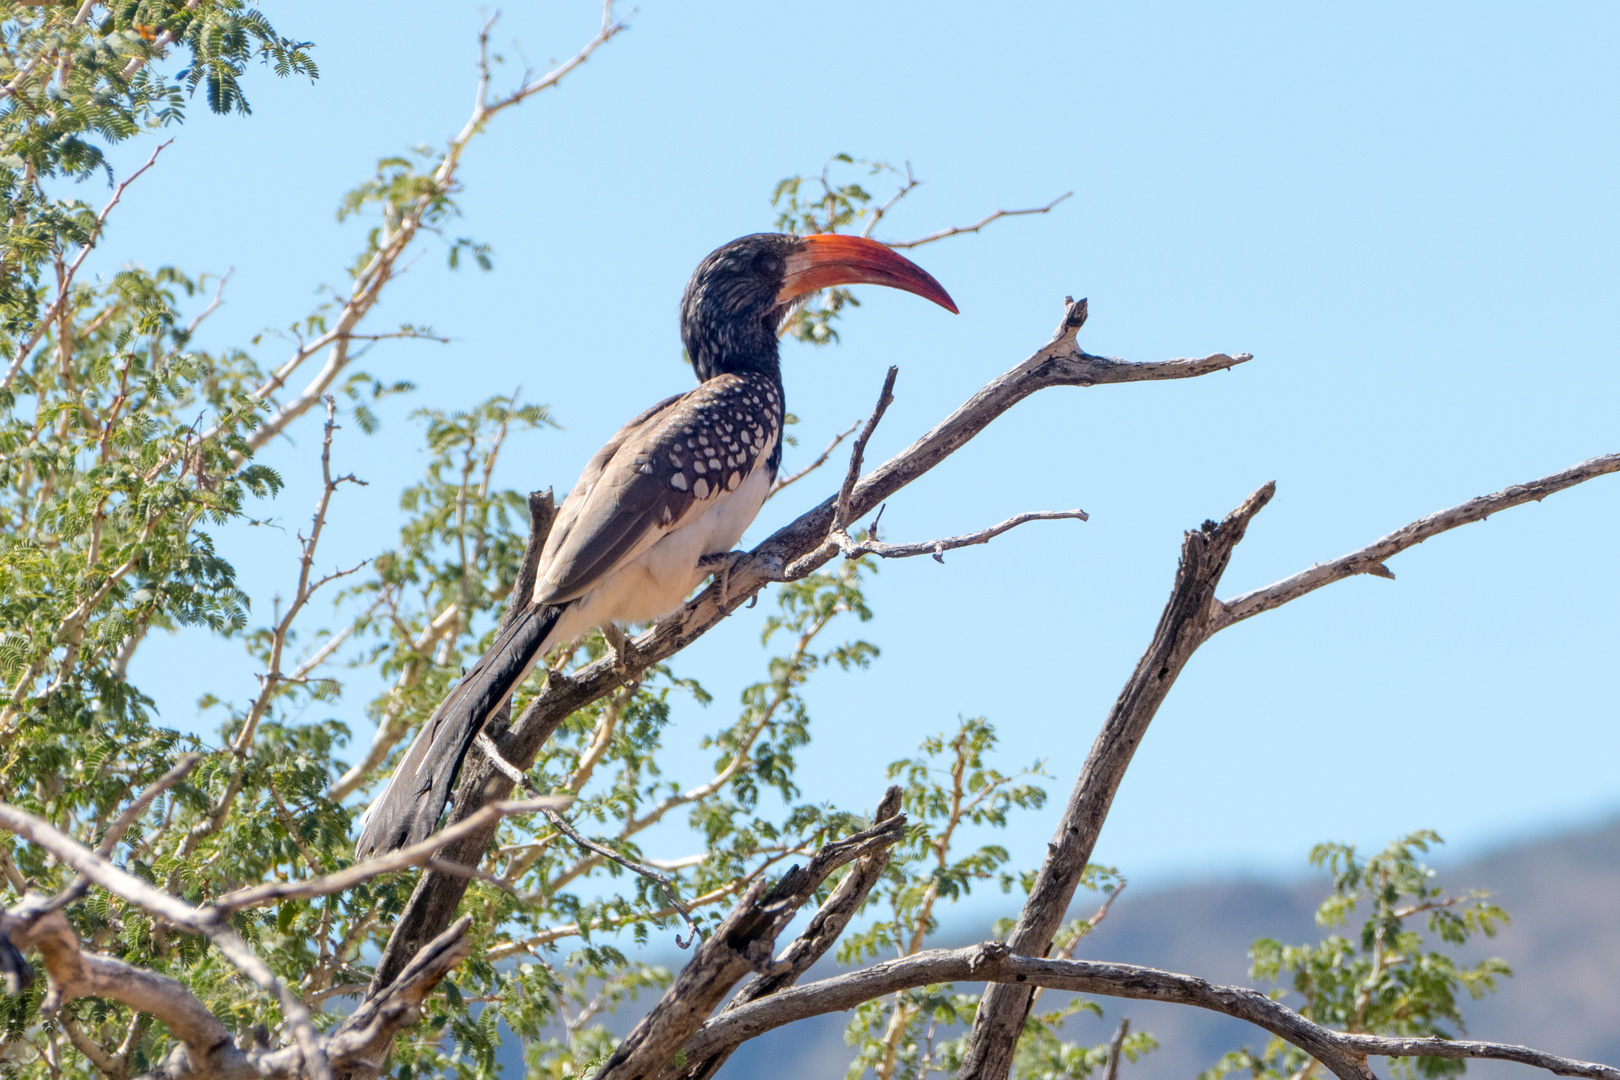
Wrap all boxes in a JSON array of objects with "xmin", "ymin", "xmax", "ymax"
[{"xmin": 354, "ymin": 232, "xmax": 956, "ymax": 857}]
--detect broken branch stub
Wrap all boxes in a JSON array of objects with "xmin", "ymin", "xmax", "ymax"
[{"xmin": 595, "ymin": 810, "xmax": 907, "ymax": 1080}]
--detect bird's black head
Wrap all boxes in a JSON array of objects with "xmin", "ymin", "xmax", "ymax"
[{"xmin": 680, "ymin": 232, "xmax": 957, "ymax": 383}]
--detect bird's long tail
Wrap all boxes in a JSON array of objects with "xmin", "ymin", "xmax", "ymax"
[{"xmin": 354, "ymin": 603, "xmax": 562, "ymax": 858}]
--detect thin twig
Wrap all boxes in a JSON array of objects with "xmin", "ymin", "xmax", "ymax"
[
  {"xmin": 231, "ymin": 397, "xmax": 367, "ymax": 756},
  {"xmin": 834, "ymin": 508, "xmax": 1089, "ymax": 564},
  {"xmin": 95, "ymin": 754, "xmax": 203, "ymax": 860},
  {"xmin": 2, "ymin": 140, "xmax": 173, "ymax": 393},
  {"xmin": 833, "ymin": 366, "xmax": 899, "ymax": 535},
  {"xmin": 769, "ymin": 421, "xmax": 860, "ymax": 499},
  {"xmin": 887, "ymin": 192, "xmax": 1073, "ymax": 250},
  {"xmin": 486, "ymin": 875, "xmax": 762, "ymax": 960},
  {"xmin": 210, "ymin": 795, "xmax": 569, "ymax": 914},
  {"xmin": 861, "ymin": 164, "xmax": 921, "ymax": 239},
  {"xmin": 473, "ymin": 731, "xmax": 703, "ymax": 948}
]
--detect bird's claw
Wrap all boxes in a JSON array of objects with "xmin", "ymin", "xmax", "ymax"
[
  {"xmin": 601, "ymin": 624, "xmax": 636, "ymax": 671},
  {"xmin": 699, "ymin": 549, "xmax": 749, "ymax": 607}
]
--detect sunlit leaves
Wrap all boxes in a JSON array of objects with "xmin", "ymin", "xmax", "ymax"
[
  {"xmin": 837, "ymin": 717, "xmax": 1134, "ymax": 1080},
  {"xmin": 0, "ymin": 0, "xmax": 314, "ymax": 322},
  {"xmin": 337, "ymin": 147, "xmax": 492, "ymax": 278},
  {"xmin": 1204, "ymin": 833, "xmax": 1512, "ymax": 1080}
]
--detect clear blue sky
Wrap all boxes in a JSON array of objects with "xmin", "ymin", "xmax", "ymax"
[{"xmin": 98, "ymin": 1, "xmax": 1618, "ymax": 893}]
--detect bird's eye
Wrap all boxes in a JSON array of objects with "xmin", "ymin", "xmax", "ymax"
[{"xmin": 756, "ymin": 254, "xmax": 782, "ymax": 275}]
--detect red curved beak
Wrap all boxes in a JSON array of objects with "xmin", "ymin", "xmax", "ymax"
[{"xmin": 778, "ymin": 234, "xmax": 959, "ymax": 314}]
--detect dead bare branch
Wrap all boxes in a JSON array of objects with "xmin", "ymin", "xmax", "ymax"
[
  {"xmin": 595, "ymin": 810, "xmax": 908, "ymax": 1080},
  {"xmin": 2, "ymin": 905, "xmax": 247, "ymax": 1080},
  {"xmin": 677, "ymin": 785, "xmax": 906, "ymax": 1080},
  {"xmin": 368, "ymin": 294, "xmax": 1249, "ymax": 992},
  {"xmin": 1214, "ymin": 452, "xmax": 1620, "ymax": 630},
  {"xmin": 887, "ymin": 192, "xmax": 1073, "ymax": 250},
  {"xmin": 959, "ymin": 450, "xmax": 1620, "ymax": 1079},
  {"xmin": 314, "ymin": 917, "xmax": 473, "ymax": 1080},
  {"xmin": 2, "ymin": 901, "xmax": 476, "ymax": 1080},
  {"xmin": 1104, "ymin": 1017, "xmax": 1130, "ymax": 1080},
  {"xmin": 0, "ymin": 805, "xmax": 331, "ymax": 1080},
  {"xmin": 833, "ymin": 365, "xmax": 898, "ymax": 536},
  {"xmin": 833, "ymin": 507, "xmax": 1090, "ymax": 565},
  {"xmin": 675, "ymin": 943, "xmax": 1620, "ymax": 1080}
]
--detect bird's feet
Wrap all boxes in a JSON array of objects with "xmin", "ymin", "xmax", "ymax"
[
  {"xmin": 699, "ymin": 549, "xmax": 750, "ymax": 607},
  {"xmin": 601, "ymin": 623, "xmax": 637, "ymax": 672}
]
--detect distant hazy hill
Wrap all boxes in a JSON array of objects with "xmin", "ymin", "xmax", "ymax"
[{"xmin": 715, "ymin": 817, "xmax": 1620, "ymax": 1079}]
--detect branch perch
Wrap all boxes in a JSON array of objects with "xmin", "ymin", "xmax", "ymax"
[
  {"xmin": 888, "ymin": 193, "xmax": 1074, "ymax": 250},
  {"xmin": 368, "ymin": 293, "xmax": 1249, "ymax": 990}
]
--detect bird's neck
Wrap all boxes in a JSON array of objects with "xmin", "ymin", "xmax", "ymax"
[{"xmin": 683, "ymin": 318, "xmax": 783, "ymax": 386}]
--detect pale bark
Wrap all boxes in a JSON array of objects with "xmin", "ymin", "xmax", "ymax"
[
  {"xmin": 957, "ymin": 453, "xmax": 1620, "ymax": 1078},
  {"xmin": 677, "ymin": 943, "xmax": 1620, "ymax": 1080},
  {"xmin": 368, "ymin": 295, "xmax": 1249, "ymax": 990}
]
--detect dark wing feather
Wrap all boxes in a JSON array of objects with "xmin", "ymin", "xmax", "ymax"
[
  {"xmin": 354, "ymin": 603, "xmax": 560, "ymax": 857},
  {"xmin": 533, "ymin": 373, "xmax": 780, "ymax": 605},
  {"xmin": 540, "ymin": 393, "xmax": 684, "ymax": 562}
]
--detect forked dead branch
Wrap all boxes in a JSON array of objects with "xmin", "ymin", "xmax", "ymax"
[
  {"xmin": 2, "ymin": 280, "xmax": 1613, "ymax": 1078},
  {"xmin": 954, "ymin": 451, "xmax": 1620, "ymax": 1080},
  {"xmin": 672, "ymin": 943, "xmax": 1620, "ymax": 1080},
  {"xmin": 367, "ymin": 294, "xmax": 1251, "ymax": 989},
  {"xmin": 621, "ymin": 449, "xmax": 1618, "ymax": 1080},
  {"xmin": 367, "ymin": 290, "xmax": 1612, "ymax": 1078}
]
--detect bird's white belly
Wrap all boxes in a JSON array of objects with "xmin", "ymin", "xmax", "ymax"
[{"xmin": 546, "ymin": 467, "xmax": 772, "ymax": 649}]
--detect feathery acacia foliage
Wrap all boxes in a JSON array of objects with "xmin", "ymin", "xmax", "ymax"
[{"xmin": 1204, "ymin": 834, "xmax": 1511, "ymax": 1080}]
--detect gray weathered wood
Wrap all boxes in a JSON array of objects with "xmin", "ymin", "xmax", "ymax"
[
  {"xmin": 368, "ymin": 300, "xmax": 1247, "ymax": 992},
  {"xmin": 676, "ymin": 943, "xmax": 1620, "ymax": 1080},
  {"xmin": 957, "ymin": 485, "xmax": 1273, "ymax": 1079},
  {"xmin": 595, "ymin": 811, "xmax": 907, "ymax": 1080},
  {"xmin": 958, "ymin": 453, "xmax": 1620, "ymax": 1079},
  {"xmin": 676, "ymin": 786, "xmax": 905, "ymax": 1080}
]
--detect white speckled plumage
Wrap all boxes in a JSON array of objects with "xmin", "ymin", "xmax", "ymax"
[{"xmin": 355, "ymin": 231, "xmax": 955, "ymax": 858}]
